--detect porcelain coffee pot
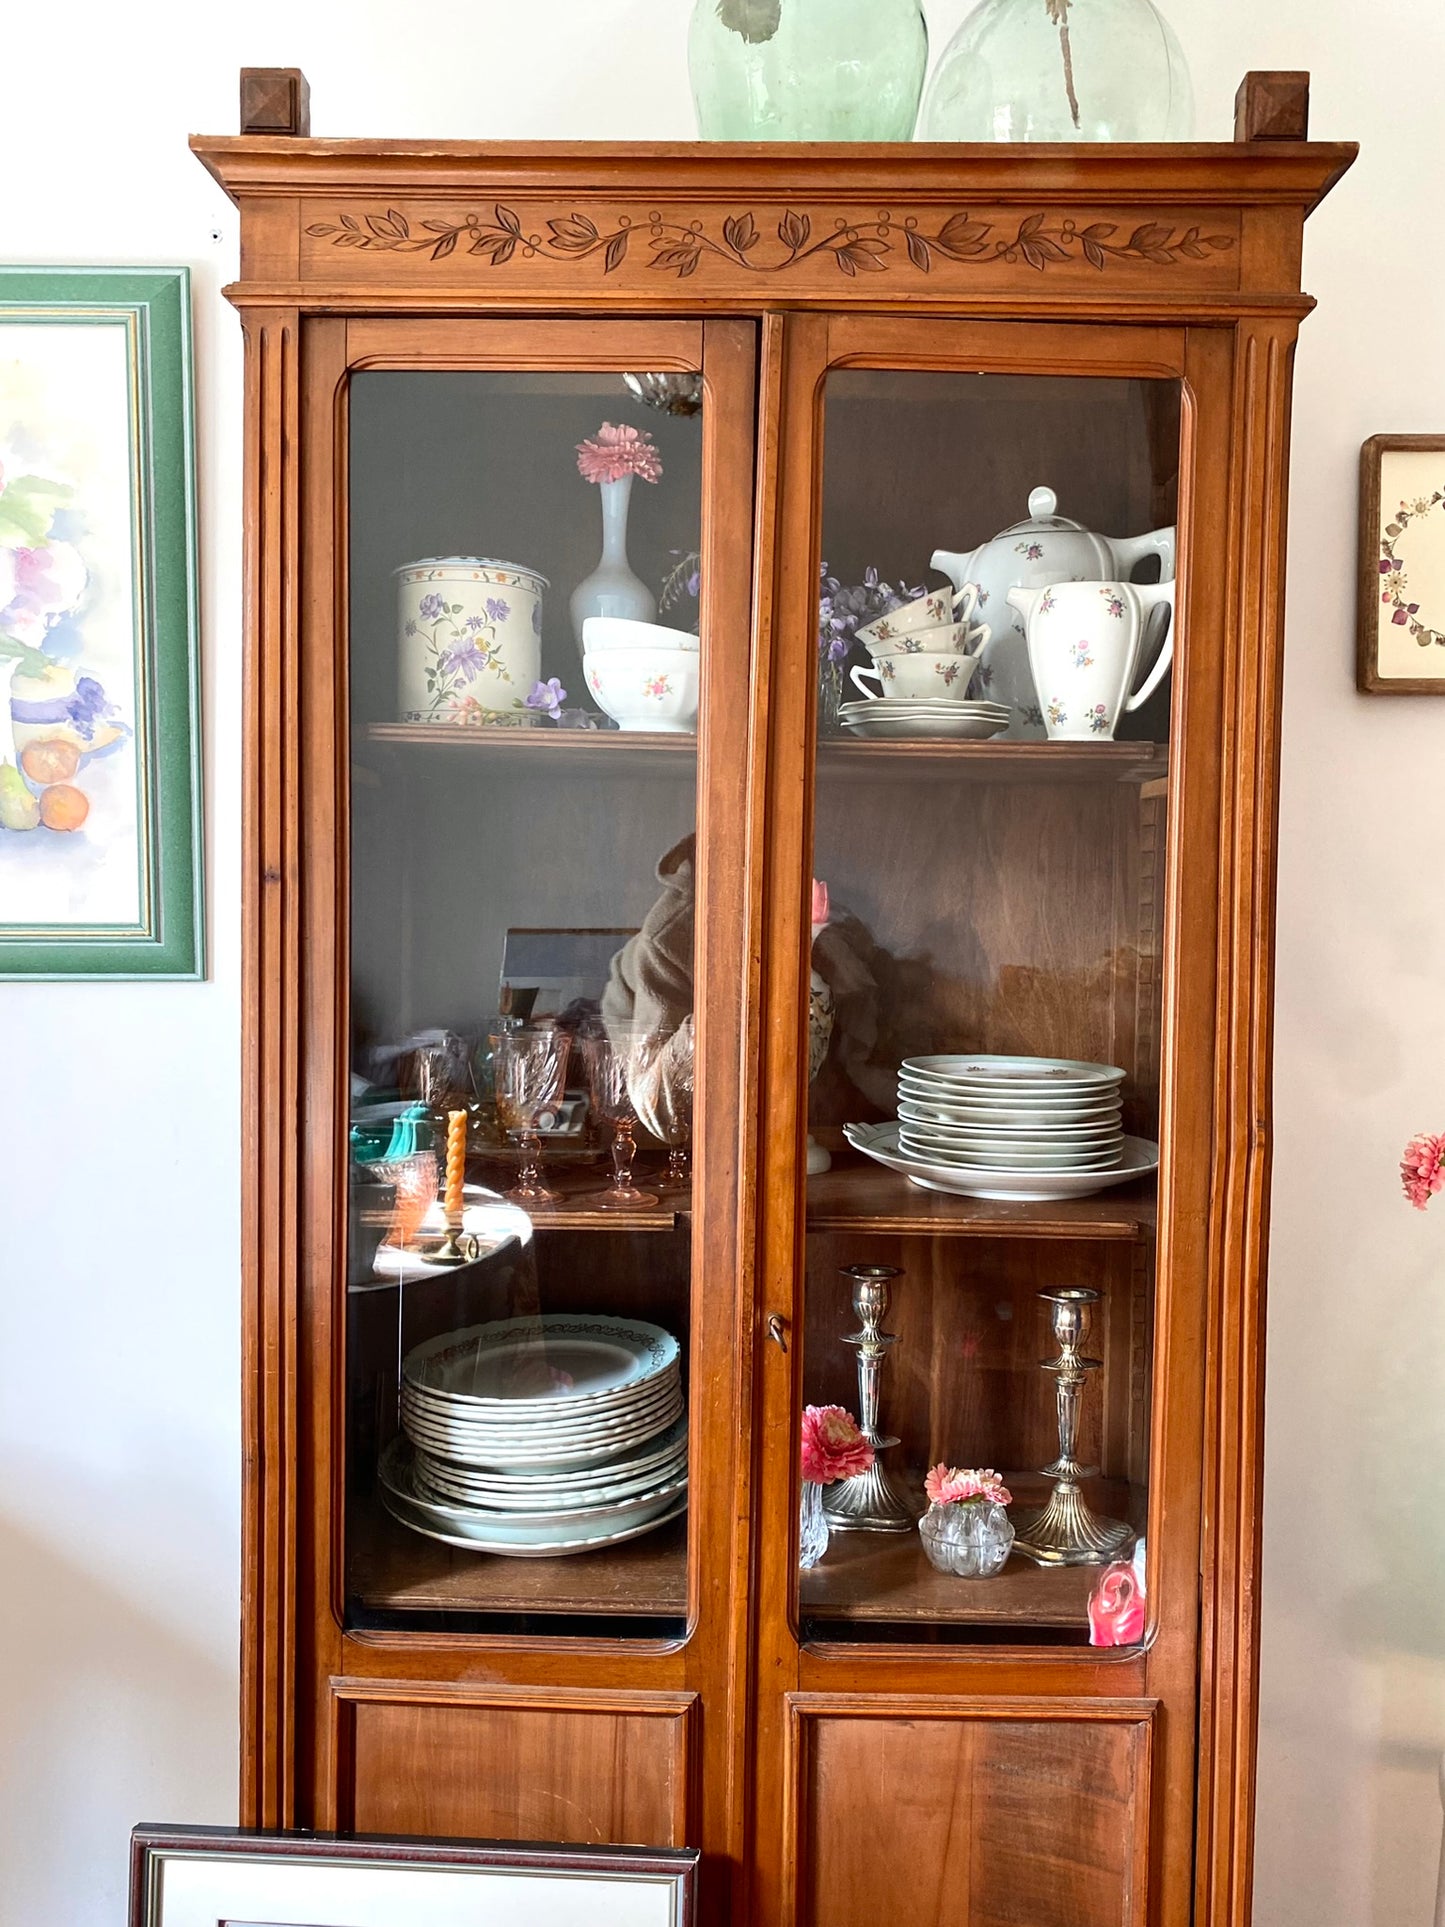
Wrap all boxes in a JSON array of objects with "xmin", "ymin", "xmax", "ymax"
[
  {"xmin": 1006, "ymin": 579, "xmax": 1174, "ymax": 742},
  {"xmin": 931, "ymin": 486, "xmax": 1175, "ymax": 740}
]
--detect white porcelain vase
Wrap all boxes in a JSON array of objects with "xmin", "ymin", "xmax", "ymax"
[
  {"xmin": 569, "ymin": 478, "xmax": 658, "ymax": 661},
  {"xmin": 397, "ymin": 557, "xmax": 546, "ymax": 727}
]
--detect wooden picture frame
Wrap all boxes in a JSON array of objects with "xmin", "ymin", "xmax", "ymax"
[
  {"xmin": 1357, "ymin": 433, "xmax": 1445, "ymax": 693},
  {"xmin": 0, "ymin": 266, "xmax": 203, "ymax": 976},
  {"xmin": 130, "ymin": 1826, "xmax": 698, "ymax": 1927}
]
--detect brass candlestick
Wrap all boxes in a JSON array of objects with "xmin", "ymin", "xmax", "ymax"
[
  {"xmin": 1012, "ymin": 1287, "xmax": 1133, "ymax": 1567},
  {"xmin": 823, "ymin": 1264, "xmax": 914, "ymax": 1532}
]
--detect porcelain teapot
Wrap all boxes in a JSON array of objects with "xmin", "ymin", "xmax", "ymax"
[{"xmin": 931, "ymin": 486, "xmax": 1175, "ymax": 739}]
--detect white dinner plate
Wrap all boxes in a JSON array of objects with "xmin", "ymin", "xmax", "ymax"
[
  {"xmin": 403, "ymin": 1314, "xmax": 679, "ymax": 1408},
  {"xmin": 845, "ymin": 1120, "xmax": 1159, "ymax": 1202},
  {"xmin": 418, "ymin": 1447, "xmax": 689, "ymax": 1512},
  {"xmin": 897, "ymin": 1106, "xmax": 1124, "ymax": 1140},
  {"xmin": 414, "ymin": 1416, "xmax": 690, "ymax": 1490},
  {"xmin": 896, "ymin": 1092, "xmax": 1123, "ymax": 1125},
  {"xmin": 401, "ymin": 1391, "xmax": 684, "ymax": 1459},
  {"xmin": 898, "ymin": 1129, "xmax": 1123, "ymax": 1165},
  {"xmin": 901, "ymin": 1054, "xmax": 1125, "ymax": 1092},
  {"xmin": 380, "ymin": 1441, "xmax": 689, "ymax": 1556},
  {"xmin": 402, "ymin": 1379, "xmax": 685, "ymax": 1441},
  {"xmin": 402, "ymin": 1407, "xmax": 685, "ymax": 1472}
]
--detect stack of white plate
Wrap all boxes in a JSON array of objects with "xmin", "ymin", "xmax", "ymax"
[
  {"xmin": 839, "ymin": 698, "xmax": 1010, "ymax": 742},
  {"xmin": 898, "ymin": 1054, "xmax": 1126, "ymax": 1169},
  {"xmin": 844, "ymin": 1053, "xmax": 1160, "ymax": 1202},
  {"xmin": 381, "ymin": 1313, "xmax": 687, "ymax": 1556}
]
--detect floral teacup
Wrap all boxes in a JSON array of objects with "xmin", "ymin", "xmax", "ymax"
[
  {"xmin": 849, "ymin": 650, "xmax": 979, "ymax": 703},
  {"xmin": 856, "ymin": 583, "xmax": 978, "ymax": 649},
  {"xmin": 864, "ymin": 616, "xmax": 990, "ymax": 659}
]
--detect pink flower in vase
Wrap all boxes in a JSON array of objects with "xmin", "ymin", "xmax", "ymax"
[
  {"xmin": 575, "ymin": 422, "xmax": 664, "ymax": 486},
  {"xmin": 801, "ymin": 1405, "xmax": 873, "ymax": 1485},
  {"xmin": 924, "ymin": 1464, "xmax": 1013, "ymax": 1508},
  {"xmin": 810, "ymin": 877, "xmax": 829, "ymax": 946},
  {"xmin": 1401, "ymin": 1131, "xmax": 1445, "ymax": 1209}
]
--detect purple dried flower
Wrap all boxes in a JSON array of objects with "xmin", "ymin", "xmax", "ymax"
[{"xmin": 526, "ymin": 676, "xmax": 567, "ymax": 720}]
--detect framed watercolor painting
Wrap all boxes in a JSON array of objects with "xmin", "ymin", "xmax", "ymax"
[
  {"xmin": 130, "ymin": 1827, "xmax": 698, "ymax": 1927},
  {"xmin": 1358, "ymin": 433, "xmax": 1445, "ymax": 695},
  {"xmin": 0, "ymin": 267, "xmax": 202, "ymax": 975}
]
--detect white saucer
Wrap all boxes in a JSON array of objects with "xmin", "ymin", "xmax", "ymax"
[{"xmin": 841, "ymin": 713, "xmax": 1010, "ymax": 741}]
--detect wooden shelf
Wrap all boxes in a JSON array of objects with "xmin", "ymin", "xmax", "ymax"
[
  {"xmin": 801, "ymin": 1473, "xmax": 1137, "ymax": 1629},
  {"xmin": 350, "ymin": 1498, "xmax": 688, "ymax": 1618},
  {"xmin": 463, "ymin": 1154, "xmax": 690, "ymax": 1233},
  {"xmin": 818, "ymin": 738, "xmax": 1168, "ymax": 785},
  {"xmin": 805, "ymin": 1150, "xmax": 1157, "ymax": 1241},
  {"xmin": 361, "ymin": 722, "xmax": 1166, "ymax": 787},
  {"xmin": 363, "ymin": 723, "xmax": 696, "ymax": 774}
]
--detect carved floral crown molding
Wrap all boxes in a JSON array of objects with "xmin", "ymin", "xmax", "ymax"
[{"xmin": 304, "ymin": 203, "xmax": 1236, "ymax": 279}]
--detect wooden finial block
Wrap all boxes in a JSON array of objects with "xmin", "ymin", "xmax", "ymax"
[
  {"xmin": 1234, "ymin": 71, "xmax": 1310, "ymax": 142},
  {"xmin": 240, "ymin": 67, "xmax": 311, "ymax": 137}
]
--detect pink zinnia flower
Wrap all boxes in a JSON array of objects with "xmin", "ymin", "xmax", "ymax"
[
  {"xmin": 1401, "ymin": 1131, "xmax": 1445, "ymax": 1210},
  {"xmin": 801, "ymin": 1405, "xmax": 873, "ymax": 1485},
  {"xmin": 924, "ymin": 1463, "xmax": 1012, "ymax": 1508},
  {"xmin": 575, "ymin": 422, "xmax": 663, "ymax": 486}
]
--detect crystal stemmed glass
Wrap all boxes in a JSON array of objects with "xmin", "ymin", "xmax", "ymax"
[
  {"xmin": 628, "ymin": 1017, "xmax": 695, "ymax": 1194},
  {"xmin": 584, "ymin": 1030, "xmax": 661, "ymax": 1210},
  {"xmin": 490, "ymin": 1025, "xmax": 572, "ymax": 1207}
]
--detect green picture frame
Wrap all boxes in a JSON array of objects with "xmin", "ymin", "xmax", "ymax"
[{"xmin": 0, "ymin": 266, "xmax": 202, "ymax": 977}]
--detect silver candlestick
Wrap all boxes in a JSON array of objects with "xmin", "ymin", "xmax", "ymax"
[
  {"xmin": 1012, "ymin": 1287, "xmax": 1133, "ymax": 1567},
  {"xmin": 824, "ymin": 1264, "xmax": 914, "ymax": 1532}
]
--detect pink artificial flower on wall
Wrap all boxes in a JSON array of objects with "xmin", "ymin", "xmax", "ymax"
[
  {"xmin": 1400, "ymin": 1132, "xmax": 1445, "ymax": 1210},
  {"xmin": 575, "ymin": 422, "xmax": 663, "ymax": 486},
  {"xmin": 800, "ymin": 1404, "xmax": 873, "ymax": 1484}
]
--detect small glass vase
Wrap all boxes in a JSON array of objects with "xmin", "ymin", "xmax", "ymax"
[
  {"xmin": 569, "ymin": 476, "xmax": 657, "ymax": 659},
  {"xmin": 817, "ymin": 651, "xmax": 845, "ymax": 737},
  {"xmin": 799, "ymin": 1479, "xmax": 830, "ymax": 1568},
  {"xmin": 918, "ymin": 1499, "xmax": 1015, "ymax": 1577},
  {"xmin": 918, "ymin": 0, "xmax": 1194, "ymax": 143},
  {"xmin": 689, "ymin": 0, "xmax": 928, "ymax": 141}
]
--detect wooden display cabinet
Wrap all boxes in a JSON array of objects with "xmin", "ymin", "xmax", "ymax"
[{"xmin": 195, "ymin": 78, "xmax": 1353, "ymax": 1927}]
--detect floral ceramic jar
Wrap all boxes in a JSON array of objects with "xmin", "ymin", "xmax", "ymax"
[{"xmin": 397, "ymin": 557, "xmax": 547, "ymax": 727}]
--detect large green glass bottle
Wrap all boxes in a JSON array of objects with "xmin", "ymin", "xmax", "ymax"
[
  {"xmin": 919, "ymin": 0, "xmax": 1194, "ymax": 142},
  {"xmin": 689, "ymin": 0, "xmax": 928, "ymax": 141}
]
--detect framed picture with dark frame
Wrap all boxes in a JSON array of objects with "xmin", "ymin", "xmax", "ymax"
[
  {"xmin": 1358, "ymin": 433, "xmax": 1445, "ymax": 693},
  {"xmin": 130, "ymin": 1827, "xmax": 698, "ymax": 1927}
]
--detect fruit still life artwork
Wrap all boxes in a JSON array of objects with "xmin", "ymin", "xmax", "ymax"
[{"xmin": 0, "ymin": 321, "xmax": 139, "ymax": 929}]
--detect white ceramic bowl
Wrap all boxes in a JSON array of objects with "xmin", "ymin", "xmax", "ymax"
[
  {"xmin": 584, "ymin": 648, "xmax": 700, "ymax": 733},
  {"xmin": 583, "ymin": 616, "xmax": 700, "ymax": 654}
]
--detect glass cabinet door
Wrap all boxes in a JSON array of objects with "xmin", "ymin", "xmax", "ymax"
[
  {"xmin": 340, "ymin": 324, "xmax": 751, "ymax": 1639},
  {"xmin": 791, "ymin": 347, "xmax": 1181, "ymax": 1646}
]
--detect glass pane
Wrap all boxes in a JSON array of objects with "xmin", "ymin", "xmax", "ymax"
[
  {"xmin": 344, "ymin": 368, "xmax": 704, "ymax": 1637},
  {"xmin": 800, "ymin": 368, "xmax": 1178, "ymax": 1646}
]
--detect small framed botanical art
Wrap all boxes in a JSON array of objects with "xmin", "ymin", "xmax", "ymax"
[
  {"xmin": 130, "ymin": 1826, "xmax": 699, "ymax": 1927},
  {"xmin": 0, "ymin": 267, "xmax": 203, "ymax": 975},
  {"xmin": 1358, "ymin": 433, "xmax": 1445, "ymax": 694}
]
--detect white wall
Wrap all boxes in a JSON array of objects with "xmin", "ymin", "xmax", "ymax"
[{"xmin": 0, "ymin": 4, "xmax": 1438, "ymax": 1923}]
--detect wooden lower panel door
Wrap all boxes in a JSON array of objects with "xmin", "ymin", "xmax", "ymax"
[
  {"xmin": 788, "ymin": 1694, "xmax": 1156, "ymax": 1927},
  {"xmin": 329, "ymin": 1680, "xmax": 697, "ymax": 1847}
]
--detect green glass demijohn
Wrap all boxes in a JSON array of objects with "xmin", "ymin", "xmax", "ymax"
[
  {"xmin": 918, "ymin": 0, "xmax": 1194, "ymax": 142},
  {"xmin": 689, "ymin": 0, "xmax": 929, "ymax": 141}
]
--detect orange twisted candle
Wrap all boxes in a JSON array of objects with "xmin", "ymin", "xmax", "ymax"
[{"xmin": 444, "ymin": 1109, "xmax": 467, "ymax": 1228}]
